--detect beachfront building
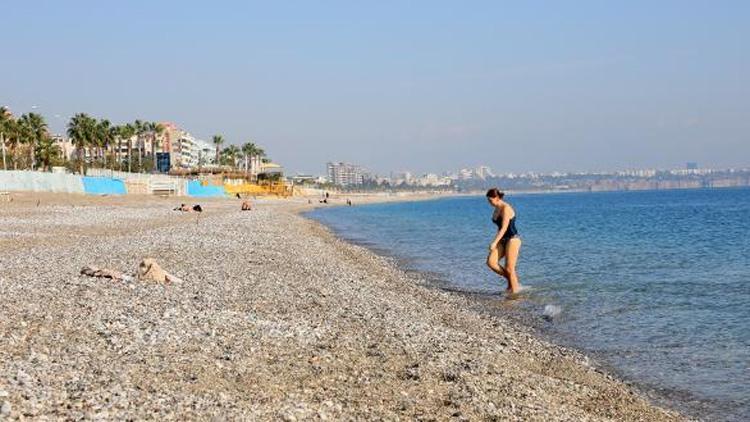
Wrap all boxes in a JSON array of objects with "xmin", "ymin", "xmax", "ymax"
[
  {"xmin": 52, "ymin": 135, "xmax": 76, "ymax": 161},
  {"xmin": 617, "ymin": 169, "xmax": 657, "ymax": 178},
  {"xmin": 458, "ymin": 168, "xmax": 473, "ymax": 180},
  {"xmin": 390, "ymin": 171, "xmax": 413, "ymax": 186},
  {"xmin": 457, "ymin": 165, "xmax": 495, "ymax": 181},
  {"xmin": 259, "ymin": 161, "xmax": 284, "ymax": 177},
  {"xmin": 415, "ymin": 173, "xmax": 453, "ymax": 187},
  {"xmin": 475, "ymin": 165, "xmax": 495, "ymax": 179},
  {"xmin": 166, "ymin": 128, "xmax": 193, "ymax": 169},
  {"xmin": 290, "ymin": 174, "xmax": 317, "ymax": 184},
  {"xmin": 326, "ymin": 162, "xmax": 366, "ymax": 186},
  {"xmin": 161, "ymin": 122, "xmax": 193, "ymax": 169},
  {"xmin": 159, "ymin": 122, "xmax": 214, "ymax": 169},
  {"xmin": 194, "ymin": 139, "xmax": 214, "ymax": 168},
  {"xmin": 110, "ymin": 133, "xmax": 152, "ymax": 165}
]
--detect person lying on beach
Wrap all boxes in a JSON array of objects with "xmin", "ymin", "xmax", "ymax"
[
  {"xmin": 173, "ymin": 203, "xmax": 191, "ymax": 212},
  {"xmin": 485, "ymin": 188, "xmax": 522, "ymax": 294},
  {"xmin": 241, "ymin": 200, "xmax": 252, "ymax": 211}
]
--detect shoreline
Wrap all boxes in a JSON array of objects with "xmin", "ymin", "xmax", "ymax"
[
  {"xmin": 295, "ymin": 201, "xmax": 687, "ymax": 420},
  {"xmin": 0, "ymin": 192, "xmax": 683, "ymax": 419},
  {"xmin": 303, "ymin": 205, "xmax": 709, "ymax": 420}
]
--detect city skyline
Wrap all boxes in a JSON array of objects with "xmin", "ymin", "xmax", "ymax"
[
  {"xmin": 319, "ymin": 161, "xmax": 747, "ymax": 184},
  {"xmin": 2, "ymin": 1, "xmax": 748, "ymax": 175}
]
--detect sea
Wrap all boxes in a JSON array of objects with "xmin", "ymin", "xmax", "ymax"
[{"xmin": 307, "ymin": 188, "xmax": 750, "ymax": 421}]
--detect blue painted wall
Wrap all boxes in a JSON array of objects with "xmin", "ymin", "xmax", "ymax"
[
  {"xmin": 187, "ymin": 180, "xmax": 225, "ymax": 197},
  {"xmin": 82, "ymin": 177, "xmax": 127, "ymax": 195}
]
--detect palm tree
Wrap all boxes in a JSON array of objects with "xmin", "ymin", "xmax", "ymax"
[
  {"xmin": 95, "ymin": 119, "xmax": 113, "ymax": 168},
  {"xmin": 150, "ymin": 122, "xmax": 165, "ymax": 171},
  {"xmin": 250, "ymin": 147, "xmax": 266, "ymax": 176},
  {"xmin": 212, "ymin": 135, "xmax": 224, "ymax": 165},
  {"xmin": 242, "ymin": 142, "xmax": 258, "ymax": 177},
  {"xmin": 107, "ymin": 124, "xmax": 119, "ymax": 170},
  {"xmin": 67, "ymin": 113, "xmax": 96, "ymax": 174},
  {"xmin": 18, "ymin": 113, "xmax": 48, "ymax": 170},
  {"xmin": 118, "ymin": 123, "xmax": 136, "ymax": 172},
  {"xmin": 240, "ymin": 141, "xmax": 267, "ymax": 177},
  {"xmin": 35, "ymin": 136, "xmax": 61, "ymax": 171},
  {"xmin": 15, "ymin": 115, "xmax": 35, "ymax": 169},
  {"xmin": 134, "ymin": 119, "xmax": 146, "ymax": 171},
  {"xmin": 0, "ymin": 107, "xmax": 14, "ymax": 170},
  {"xmin": 7, "ymin": 118, "xmax": 22, "ymax": 170},
  {"xmin": 221, "ymin": 145, "xmax": 241, "ymax": 168}
]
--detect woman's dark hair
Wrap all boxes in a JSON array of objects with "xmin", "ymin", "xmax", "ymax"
[{"xmin": 486, "ymin": 188, "xmax": 505, "ymax": 199}]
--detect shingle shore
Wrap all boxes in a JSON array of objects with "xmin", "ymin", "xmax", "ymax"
[{"xmin": 0, "ymin": 194, "xmax": 683, "ymax": 420}]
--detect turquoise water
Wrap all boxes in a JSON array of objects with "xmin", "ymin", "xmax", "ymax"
[{"xmin": 307, "ymin": 188, "xmax": 750, "ymax": 421}]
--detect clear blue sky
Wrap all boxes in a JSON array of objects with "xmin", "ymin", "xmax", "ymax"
[{"xmin": 2, "ymin": 1, "xmax": 748, "ymax": 175}]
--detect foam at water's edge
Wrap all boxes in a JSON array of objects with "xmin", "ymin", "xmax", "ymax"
[{"xmin": 543, "ymin": 304, "xmax": 562, "ymax": 320}]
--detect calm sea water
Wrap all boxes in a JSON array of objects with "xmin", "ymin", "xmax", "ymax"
[{"xmin": 307, "ymin": 188, "xmax": 750, "ymax": 421}]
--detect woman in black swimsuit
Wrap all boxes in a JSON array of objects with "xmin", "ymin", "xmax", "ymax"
[{"xmin": 485, "ymin": 188, "xmax": 522, "ymax": 294}]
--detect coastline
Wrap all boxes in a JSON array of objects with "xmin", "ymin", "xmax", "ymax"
[
  {"xmin": 0, "ymin": 192, "xmax": 683, "ymax": 420},
  {"xmin": 304, "ymin": 201, "xmax": 713, "ymax": 420}
]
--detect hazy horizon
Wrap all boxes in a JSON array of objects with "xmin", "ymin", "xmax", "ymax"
[{"xmin": 2, "ymin": 1, "xmax": 748, "ymax": 176}]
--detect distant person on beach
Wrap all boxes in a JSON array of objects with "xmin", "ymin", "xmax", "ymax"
[
  {"xmin": 485, "ymin": 188, "xmax": 522, "ymax": 294},
  {"xmin": 241, "ymin": 200, "xmax": 252, "ymax": 211},
  {"xmin": 174, "ymin": 204, "xmax": 203, "ymax": 212}
]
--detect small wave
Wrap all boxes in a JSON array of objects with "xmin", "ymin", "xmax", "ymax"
[{"xmin": 543, "ymin": 304, "xmax": 562, "ymax": 321}]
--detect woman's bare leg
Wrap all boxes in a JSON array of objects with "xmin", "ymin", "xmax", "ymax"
[
  {"xmin": 504, "ymin": 238, "xmax": 522, "ymax": 293},
  {"xmin": 486, "ymin": 244, "xmax": 508, "ymax": 281}
]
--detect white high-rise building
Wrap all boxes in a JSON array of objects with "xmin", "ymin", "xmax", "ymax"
[
  {"xmin": 458, "ymin": 168, "xmax": 473, "ymax": 180},
  {"xmin": 475, "ymin": 165, "xmax": 495, "ymax": 179},
  {"xmin": 327, "ymin": 162, "xmax": 366, "ymax": 186},
  {"xmin": 193, "ymin": 139, "xmax": 215, "ymax": 167}
]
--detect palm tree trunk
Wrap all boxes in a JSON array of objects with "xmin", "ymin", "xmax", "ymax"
[
  {"xmin": 30, "ymin": 140, "xmax": 35, "ymax": 171},
  {"xmin": 1, "ymin": 133, "xmax": 6, "ymax": 171},
  {"xmin": 78, "ymin": 146, "xmax": 84, "ymax": 175},
  {"xmin": 128, "ymin": 139, "xmax": 132, "ymax": 173}
]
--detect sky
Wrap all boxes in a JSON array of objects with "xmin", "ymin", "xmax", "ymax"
[{"xmin": 2, "ymin": 1, "xmax": 748, "ymax": 175}]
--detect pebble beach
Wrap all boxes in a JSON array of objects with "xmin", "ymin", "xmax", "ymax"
[{"xmin": 0, "ymin": 193, "xmax": 684, "ymax": 420}]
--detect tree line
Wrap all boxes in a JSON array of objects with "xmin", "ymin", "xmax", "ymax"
[
  {"xmin": 210, "ymin": 134, "xmax": 267, "ymax": 176},
  {"xmin": 0, "ymin": 108, "xmax": 268, "ymax": 175}
]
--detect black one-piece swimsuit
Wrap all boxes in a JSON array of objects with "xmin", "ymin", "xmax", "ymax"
[{"xmin": 492, "ymin": 213, "xmax": 519, "ymax": 246}]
